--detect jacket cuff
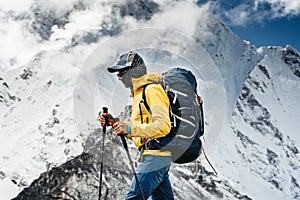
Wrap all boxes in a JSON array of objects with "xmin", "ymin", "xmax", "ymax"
[{"xmin": 126, "ymin": 125, "xmax": 131, "ymax": 134}]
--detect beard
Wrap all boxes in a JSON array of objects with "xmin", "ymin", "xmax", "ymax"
[
  {"xmin": 120, "ymin": 65, "xmax": 147, "ymax": 90},
  {"xmin": 120, "ymin": 72, "xmax": 133, "ymax": 89}
]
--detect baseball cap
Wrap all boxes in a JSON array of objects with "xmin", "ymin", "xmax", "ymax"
[{"xmin": 107, "ymin": 51, "xmax": 143, "ymax": 73}]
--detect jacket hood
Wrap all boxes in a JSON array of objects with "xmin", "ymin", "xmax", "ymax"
[{"xmin": 132, "ymin": 73, "xmax": 162, "ymax": 93}]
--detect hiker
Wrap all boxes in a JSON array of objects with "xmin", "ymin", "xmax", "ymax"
[{"xmin": 99, "ymin": 51, "xmax": 174, "ymax": 200}]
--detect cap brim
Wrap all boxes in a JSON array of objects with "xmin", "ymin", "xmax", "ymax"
[{"xmin": 107, "ymin": 65, "xmax": 127, "ymax": 73}]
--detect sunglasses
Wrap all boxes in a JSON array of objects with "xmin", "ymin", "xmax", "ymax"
[{"xmin": 117, "ymin": 67, "xmax": 130, "ymax": 78}]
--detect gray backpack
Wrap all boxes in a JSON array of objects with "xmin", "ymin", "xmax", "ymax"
[{"xmin": 141, "ymin": 67, "xmax": 204, "ymax": 164}]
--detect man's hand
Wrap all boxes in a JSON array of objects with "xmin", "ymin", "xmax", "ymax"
[
  {"xmin": 112, "ymin": 122, "xmax": 128, "ymax": 135},
  {"xmin": 98, "ymin": 113, "xmax": 116, "ymax": 127}
]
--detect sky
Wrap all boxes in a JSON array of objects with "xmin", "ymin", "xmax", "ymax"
[{"xmin": 197, "ymin": 0, "xmax": 300, "ymax": 51}]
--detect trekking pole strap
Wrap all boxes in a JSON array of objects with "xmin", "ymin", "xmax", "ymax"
[{"xmin": 202, "ymin": 145, "xmax": 218, "ymax": 176}]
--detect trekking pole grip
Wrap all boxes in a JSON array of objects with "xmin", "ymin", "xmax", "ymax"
[{"xmin": 102, "ymin": 107, "xmax": 109, "ymax": 126}]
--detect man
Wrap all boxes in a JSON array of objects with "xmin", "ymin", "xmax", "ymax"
[{"xmin": 99, "ymin": 51, "xmax": 174, "ymax": 200}]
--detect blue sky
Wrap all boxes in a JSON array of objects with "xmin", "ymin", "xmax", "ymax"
[
  {"xmin": 231, "ymin": 16, "xmax": 300, "ymax": 51},
  {"xmin": 197, "ymin": 0, "xmax": 300, "ymax": 51}
]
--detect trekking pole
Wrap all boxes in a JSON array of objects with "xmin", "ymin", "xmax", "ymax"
[
  {"xmin": 98, "ymin": 107, "xmax": 108, "ymax": 200},
  {"xmin": 120, "ymin": 135, "xmax": 145, "ymax": 200}
]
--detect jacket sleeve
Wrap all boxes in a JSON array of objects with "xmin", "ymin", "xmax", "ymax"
[{"xmin": 130, "ymin": 84, "xmax": 171, "ymax": 139}]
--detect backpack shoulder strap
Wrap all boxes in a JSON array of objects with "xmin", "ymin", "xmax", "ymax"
[
  {"xmin": 141, "ymin": 84, "xmax": 151, "ymax": 114},
  {"xmin": 141, "ymin": 82, "xmax": 165, "ymax": 115}
]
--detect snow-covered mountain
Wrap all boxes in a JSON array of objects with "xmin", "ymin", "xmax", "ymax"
[
  {"xmin": 1, "ymin": 0, "xmax": 299, "ymax": 199},
  {"xmin": 215, "ymin": 45, "xmax": 300, "ymax": 199}
]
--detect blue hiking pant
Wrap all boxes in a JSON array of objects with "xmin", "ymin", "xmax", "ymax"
[{"xmin": 124, "ymin": 155, "xmax": 174, "ymax": 200}]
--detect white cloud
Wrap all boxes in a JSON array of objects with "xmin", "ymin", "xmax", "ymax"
[
  {"xmin": 203, "ymin": 0, "xmax": 300, "ymax": 26},
  {"xmin": 223, "ymin": 5, "xmax": 252, "ymax": 26},
  {"xmin": 255, "ymin": 0, "xmax": 300, "ymax": 17},
  {"xmin": 0, "ymin": 17, "xmax": 42, "ymax": 71},
  {"xmin": 0, "ymin": 0, "xmax": 34, "ymax": 14},
  {"xmin": 33, "ymin": 0, "xmax": 83, "ymax": 17},
  {"xmin": 125, "ymin": 1, "xmax": 212, "ymax": 38},
  {"xmin": 200, "ymin": 1, "xmax": 255, "ymax": 26},
  {"xmin": 0, "ymin": 0, "xmax": 108, "ymax": 71},
  {"xmin": 50, "ymin": 5, "xmax": 111, "ymax": 42}
]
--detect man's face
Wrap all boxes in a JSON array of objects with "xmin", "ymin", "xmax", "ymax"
[{"xmin": 117, "ymin": 68, "xmax": 133, "ymax": 89}]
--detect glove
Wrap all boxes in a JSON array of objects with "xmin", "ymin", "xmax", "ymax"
[{"xmin": 98, "ymin": 113, "xmax": 116, "ymax": 127}]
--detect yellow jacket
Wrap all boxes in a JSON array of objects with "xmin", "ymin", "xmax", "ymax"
[{"xmin": 128, "ymin": 73, "xmax": 171, "ymax": 156}]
